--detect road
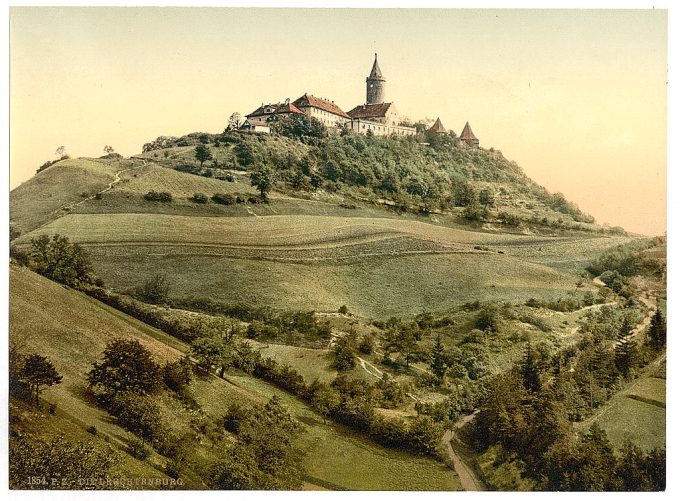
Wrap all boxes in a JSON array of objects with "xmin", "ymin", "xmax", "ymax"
[{"xmin": 442, "ymin": 412, "xmax": 484, "ymax": 491}]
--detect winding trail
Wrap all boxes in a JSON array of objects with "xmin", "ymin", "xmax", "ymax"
[{"xmin": 443, "ymin": 412, "xmax": 484, "ymax": 491}]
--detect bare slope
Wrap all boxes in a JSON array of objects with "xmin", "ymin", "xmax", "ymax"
[{"xmin": 9, "ymin": 265, "xmax": 460, "ymax": 490}]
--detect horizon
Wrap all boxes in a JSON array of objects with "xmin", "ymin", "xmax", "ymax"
[{"xmin": 9, "ymin": 7, "xmax": 667, "ymax": 235}]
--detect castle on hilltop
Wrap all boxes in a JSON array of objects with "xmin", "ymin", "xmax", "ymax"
[{"xmin": 241, "ymin": 54, "xmax": 479, "ymax": 146}]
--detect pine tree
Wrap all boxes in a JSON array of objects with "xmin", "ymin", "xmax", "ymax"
[
  {"xmin": 522, "ymin": 342, "xmax": 541, "ymax": 393},
  {"xmin": 615, "ymin": 315, "xmax": 636, "ymax": 378},
  {"xmin": 648, "ymin": 309, "xmax": 666, "ymax": 352},
  {"xmin": 430, "ymin": 334, "xmax": 447, "ymax": 382}
]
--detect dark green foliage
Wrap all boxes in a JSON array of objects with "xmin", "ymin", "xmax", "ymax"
[
  {"xmin": 358, "ymin": 335, "xmax": 375, "ymax": 355},
  {"xmin": 213, "ymin": 396, "xmax": 305, "ymax": 490},
  {"xmin": 9, "ymin": 434, "xmax": 117, "ymax": 489},
  {"xmin": 521, "ymin": 343, "xmax": 542, "ymax": 393},
  {"xmin": 88, "ymin": 338, "xmax": 161, "ymax": 395},
  {"xmin": 269, "ymin": 114, "xmax": 327, "ymax": 141},
  {"xmin": 133, "ymin": 274, "xmax": 171, "ymax": 304},
  {"xmin": 190, "ymin": 336, "xmax": 230, "ymax": 376},
  {"xmin": 430, "ymin": 334, "xmax": 447, "ymax": 382},
  {"xmin": 376, "ymin": 373, "xmax": 407, "ymax": 408},
  {"xmin": 126, "ymin": 436, "xmax": 151, "ymax": 460},
  {"xmin": 190, "ymin": 193, "xmax": 208, "ymax": 203},
  {"xmin": 194, "ymin": 144, "xmax": 213, "ymax": 167},
  {"xmin": 162, "ymin": 356, "xmax": 193, "ymax": 392},
  {"xmin": 143, "ymin": 190, "xmax": 173, "ymax": 202},
  {"xmin": 615, "ymin": 316, "xmax": 636, "ymax": 378},
  {"xmin": 587, "ymin": 241, "xmax": 654, "ymax": 277},
  {"xmin": 250, "ymin": 168, "xmax": 274, "ymax": 200},
  {"xmin": 599, "ymin": 270, "xmax": 625, "ymax": 293},
  {"xmin": 211, "ymin": 192, "xmax": 235, "ymax": 205},
  {"xmin": 29, "ymin": 234, "xmax": 94, "ymax": 286},
  {"xmin": 18, "ymin": 354, "xmax": 62, "ymax": 407},
  {"xmin": 475, "ymin": 306, "xmax": 499, "ymax": 332},
  {"xmin": 333, "ymin": 333, "xmax": 356, "ymax": 371},
  {"xmin": 647, "ymin": 309, "xmax": 666, "ymax": 351},
  {"xmin": 108, "ymin": 392, "xmax": 165, "ymax": 444}
]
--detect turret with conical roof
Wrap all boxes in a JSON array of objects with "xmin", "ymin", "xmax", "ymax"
[
  {"xmin": 460, "ymin": 121, "xmax": 479, "ymax": 147},
  {"xmin": 366, "ymin": 53, "xmax": 386, "ymax": 105},
  {"xmin": 428, "ymin": 117, "xmax": 447, "ymax": 134}
]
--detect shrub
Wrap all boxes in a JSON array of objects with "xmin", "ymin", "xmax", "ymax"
[
  {"xmin": 190, "ymin": 193, "xmax": 208, "ymax": 204},
  {"xmin": 126, "ymin": 436, "xmax": 151, "ymax": 460},
  {"xmin": 162, "ymin": 357, "xmax": 193, "ymax": 392},
  {"xmin": 143, "ymin": 191, "xmax": 173, "ymax": 203},
  {"xmin": 86, "ymin": 425, "xmax": 98, "ymax": 435},
  {"xmin": 133, "ymin": 274, "xmax": 171, "ymax": 304},
  {"xmin": 211, "ymin": 193, "xmax": 235, "ymax": 205}
]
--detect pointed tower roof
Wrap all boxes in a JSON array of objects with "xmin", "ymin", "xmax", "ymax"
[
  {"xmin": 428, "ymin": 117, "xmax": 447, "ymax": 134},
  {"xmin": 460, "ymin": 121, "xmax": 478, "ymax": 141},
  {"xmin": 368, "ymin": 53, "xmax": 384, "ymax": 80}
]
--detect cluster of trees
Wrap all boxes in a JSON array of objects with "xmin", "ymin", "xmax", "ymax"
[
  {"xmin": 587, "ymin": 240, "xmax": 661, "ymax": 281},
  {"xmin": 468, "ymin": 302, "xmax": 666, "ymax": 491},
  {"xmin": 87, "ymin": 339, "xmax": 192, "ymax": 452},
  {"xmin": 212, "ymin": 396, "xmax": 304, "ymax": 489},
  {"xmin": 9, "ymin": 434, "xmax": 117, "ymax": 490},
  {"xmin": 11, "ymin": 234, "xmax": 96, "ymax": 288}
]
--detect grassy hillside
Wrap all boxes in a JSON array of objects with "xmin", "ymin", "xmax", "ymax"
[
  {"xmin": 14, "ymin": 212, "xmax": 620, "ymax": 318},
  {"xmin": 9, "ymin": 264, "xmax": 460, "ymax": 490},
  {"xmin": 9, "ymin": 157, "xmax": 130, "ymax": 233}
]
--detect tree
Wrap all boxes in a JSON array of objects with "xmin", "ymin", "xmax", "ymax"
[
  {"xmin": 88, "ymin": 339, "xmax": 161, "ymax": 395},
  {"xmin": 190, "ymin": 336, "xmax": 232, "ymax": 376},
  {"xmin": 333, "ymin": 333, "xmax": 356, "ymax": 371},
  {"xmin": 521, "ymin": 342, "xmax": 542, "ymax": 393},
  {"xmin": 430, "ymin": 334, "xmax": 447, "ymax": 382},
  {"xmin": 647, "ymin": 309, "xmax": 666, "ymax": 352},
  {"xmin": 133, "ymin": 274, "xmax": 171, "ymax": 304},
  {"xmin": 615, "ymin": 315, "xmax": 636, "ymax": 378},
  {"xmin": 19, "ymin": 354, "xmax": 62, "ymax": 407},
  {"xmin": 30, "ymin": 234, "xmax": 94, "ymax": 286},
  {"xmin": 103, "ymin": 145, "xmax": 115, "ymax": 154},
  {"xmin": 250, "ymin": 168, "xmax": 274, "ymax": 200},
  {"xmin": 195, "ymin": 144, "xmax": 213, "ymax": 167},
  {"xmin": 226, "ymin": 112, "xmax": 243, "ymax": 131},
  {"xmin": 478, "ymin": 188, "xmax": 495, "ymax": 207},
  {"xmin": 55, "ymin": 145, "xmax": 66, "ymax": 158},
  {"xmin": 307, "ymin": 380, "xmax": 340, "ymax": 424},
  {"xmin": 9, "ymin": 435, "xmax": 117, "ymax": 489}
]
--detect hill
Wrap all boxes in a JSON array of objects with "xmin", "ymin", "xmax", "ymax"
[{"xmin": 9, "ymin": 264, "xmax": 461, "ymax": 490}]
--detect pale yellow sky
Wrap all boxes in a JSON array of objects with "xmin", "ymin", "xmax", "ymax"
[{"xmin": 9, "ymin": 8, "xmax": 667, "ymax": 235}]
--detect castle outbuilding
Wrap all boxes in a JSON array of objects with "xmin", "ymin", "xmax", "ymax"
[
  {"xmin": 292, "ymin": 94, "xmax": 350, "ymax": 128},
  {"xmin": 428, "ymin": 117, "xmax": 447, "ymax": 134},
  {"xmin": 460, "ymin": 121, "xmax": 479, "ymax": 147}
]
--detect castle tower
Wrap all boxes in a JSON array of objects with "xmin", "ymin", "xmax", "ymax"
[{"xmin": 366, "ymin": 53, "xmax": 386, "ymax": 105}]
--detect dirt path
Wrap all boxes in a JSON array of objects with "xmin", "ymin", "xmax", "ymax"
[{"xmin": 443, "ymin": 412, "xmax": 484, "ymax": 491}]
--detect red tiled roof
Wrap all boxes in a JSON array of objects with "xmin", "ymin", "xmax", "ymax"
[
  {"xmin": 460, "ymin": 121, "xmax": 478, "ymax": 141},
  {"xmin": 293, "ymin": 94, "xmax": 350, "ymax": 119},
  {"xmin": 244, "ymin": 118, "xmax": 269, "ymax": 127},
  {"xmin": 347, "ymin": 102, "xmax": 393, "ymax": 119},
  {"xmin": 428, "ymin": 117, "xmax": 447, "ymax": 134},
  {"xmin": 246, "ymin": 102, "xmax": 305, "ymax": 118}
]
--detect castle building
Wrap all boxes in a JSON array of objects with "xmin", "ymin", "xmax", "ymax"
[
  {"xmin": 346, "ymin": 54, "xmax": 416, "ymax": 137},
  {"xmin": 245, "ymin": 101, "xmax": 304, "ymax": 121},
  {"xmin": 428, "ymin": 117, "xmax": 447, "ymax": 134},
  {"xmin": 292, "ymin": 94, "xmax": 350, "ymax": 128},
  {"xmin": 460, "ymin": 121, "xmax": 479, "ymax": 147}
]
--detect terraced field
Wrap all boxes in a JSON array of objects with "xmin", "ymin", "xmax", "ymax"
[
  {"xmin": 9, "ymin": 265, "xmax": 461, "ymax": 490},
  {"xmin": 16, "ymin": 212, "xmax": 611, "ymax": 318}
]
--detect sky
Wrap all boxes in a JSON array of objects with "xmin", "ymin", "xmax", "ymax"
[{"xmin": 9, "ymin": 7, "xmax": 667, "ymax": 235}]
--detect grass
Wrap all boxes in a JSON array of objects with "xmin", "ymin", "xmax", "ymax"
[
  {"xmin": 17, "ymin": 212, "xmax": 606, "ymax": 318},
  {"xmin": 9, "ymin": 264, "xmax": 461, "ymax": 490},
  {"xmin": 9, "ymin": 157, "xmax": 125, "ymax": 233},
  {"xmin": 579, "ymin": 373, "xmax": 666, "ymax": 452}
]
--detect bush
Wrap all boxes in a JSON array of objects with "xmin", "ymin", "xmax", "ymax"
[
  {"xmin": 126, "ymin": 436, "xmax": 151, "ymax": 460},
  {"xmin": 108, "ymin": 393, "xmax": 165, "ymax": 444},
  {"xmin": 211, "ymin": 193, "xmax": 235, "ymax": 205},
  {"xmin": 143, "ymin": 191, "xmax": 173, "ymax": 203},
  {"xmin": 86, "ymin": 425, "xmax": 98, "ymax": 435},
  {"xmin": 190, "ymin": 193, "xmax": 208, "ymax": 204},
  {"xmin": 162, "ymin": 357, "xmax": 193, "ymax": 392},
  {"xmin": 133, "ymin": 274, "xmax": 171, "ymax": 304}
]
